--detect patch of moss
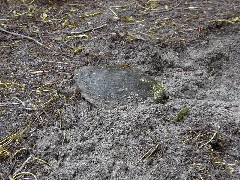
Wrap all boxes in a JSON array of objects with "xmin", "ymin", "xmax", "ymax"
[
  {"xmin": 152, "ymin": 83, "xmax": 167, "ymax": 102},
  {"xmin": 173, "ymin": 107, "xmax": 189, "ymax": 123}
]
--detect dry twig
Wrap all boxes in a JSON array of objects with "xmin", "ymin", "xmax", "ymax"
[
  {"xmin": 0, "ymin": 27, "xmax": 52, "ymax": 50},
  {"xmin": 137, "ymin": 143, "xmax": 160, "ymax": 163},
  {"xmin": 0, "ymin": 102, "xmax": 21, "ymax": 107}
]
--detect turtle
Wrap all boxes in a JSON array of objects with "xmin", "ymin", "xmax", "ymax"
[{"xmin": 74, "ymin": 65, "xmax": 167, "ymax": 106}]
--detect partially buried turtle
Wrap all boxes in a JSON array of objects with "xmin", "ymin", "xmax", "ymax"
[{"xmin": 74, "ymin": 65, "xmax": 167, "ymax": 106}]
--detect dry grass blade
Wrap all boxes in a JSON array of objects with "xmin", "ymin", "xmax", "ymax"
[
  {"xmin": 11, "ymin": 171, "xmax": 37, "ymax": 180},
  {"xmin": 199, "ymin": 131, "xmax": 218, "ymax": 148},
  {"xmin": 8, "ymin": 154, "xmax": 51, "ymax": 179},
  {"xmin": 34, "ymin": 157, "xmax": 52, "ymax": 167},
  {"xmin": 0, "ymin": 121, "xmax": 32, "ymax": 158},
  {"xmin": 137, "ymin": 143, "xmax": 160, "ymax": 163},
  {"xmin": 11, "ymin": 155, "xmax": 33, "ymax": 177}
]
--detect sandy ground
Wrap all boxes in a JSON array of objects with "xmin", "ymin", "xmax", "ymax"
[{"xmin": 0, "ymin": 0, "xmax": 239, "ymax": 179}]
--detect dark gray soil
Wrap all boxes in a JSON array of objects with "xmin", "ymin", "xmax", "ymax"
[{"xmin": 0, "ymin": 0, "xmax": 239, "ymax": 180}]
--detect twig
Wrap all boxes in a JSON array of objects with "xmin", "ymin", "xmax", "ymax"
[
  {"xmin": 0, "ymin": 27, "xmax": 52, "ymax": 50},
  {"xmin": 66, "ymin": 24, "xmax": 107, "ymax": 34},
  {"xmin": 137, "ymin": 143, "xmax": 160, "ymax": 163},
  {"xmin": 0, "ymin": 102, "xmax": 21, "ymax": 107},
  {"xmin": 40, "ymin": 60, "xmax": 70, "ymax": 65}
]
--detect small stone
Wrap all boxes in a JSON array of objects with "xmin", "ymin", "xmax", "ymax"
[{"xmin": 74, "ymin": 66, "xmax": 167, "ymax": 106}]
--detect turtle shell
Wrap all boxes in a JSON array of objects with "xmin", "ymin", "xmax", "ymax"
[{"xmin": 74, "ymin": 66, "xmax": 167, "ymax": 105}]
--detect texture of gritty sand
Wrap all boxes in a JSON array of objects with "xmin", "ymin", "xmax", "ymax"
[
  {"xmin": 34, "ymin": 34, "xmax": 240, "ymax": 179},
  {"xmin": 0, "ymin": 1, "xmax": 239, "ymax": 179}
]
